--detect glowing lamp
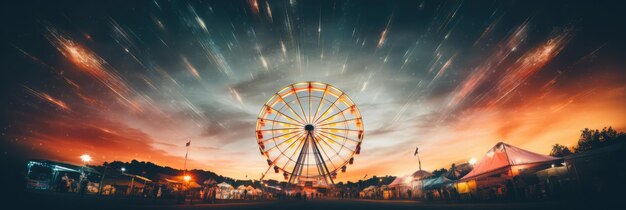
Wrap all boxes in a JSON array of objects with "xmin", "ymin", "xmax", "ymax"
[
  {"xmin": 80, "ymin": 154, "xmax": 92, "ymax": 163},
  {"xmin": 469, "ymin": 158, "xmax": 477, "ymax": 165}
]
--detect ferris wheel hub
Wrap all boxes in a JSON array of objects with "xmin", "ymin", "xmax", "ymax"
[{"xmin": 304, "ymin": 124, "xmax": 315, "ymax": 132}]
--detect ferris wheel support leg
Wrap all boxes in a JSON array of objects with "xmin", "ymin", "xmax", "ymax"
[
  {"xmin": 288, "ymin": 136, "xmax": 309, "ymax": 184},
  {"xmin": 311, "ymin": 135, "xmax": 335, "ymax": 185}
]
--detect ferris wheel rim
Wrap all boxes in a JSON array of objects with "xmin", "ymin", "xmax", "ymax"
[{"xmin": 256, "ymin": 81, "xmax": 364, "ymax": 181}]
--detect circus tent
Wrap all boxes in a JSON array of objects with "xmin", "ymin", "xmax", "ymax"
[{"xmin": 461, "ymin": 142, "xmax": 561, "ymax": 180}]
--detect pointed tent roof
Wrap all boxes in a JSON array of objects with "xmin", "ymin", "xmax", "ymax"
[
  {"xmin": 388, "ymin": 176, "xmax": 409, "ymax": 187},
  {"xmin": 461, "ymin": 142, "xmax": 560, "ymax": 180},
  {"xmin": 411, "ymin": 170, "xmax": 433, "ymax": 180}
]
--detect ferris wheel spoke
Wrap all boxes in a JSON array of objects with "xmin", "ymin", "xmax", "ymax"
[
  {"xmin": 317, "ymin": 130, "xmax": 361, "ymax": 143},
  {"xmin": 317, "ymin": 118, "xmax": 359, "ymax": 127},
  {"xmin": 266, "ymin": 105, "xmax": 305, "ymax": 126},
  {"xmin": 314, "ymin": 133, "xmax": 342, "ymax": 156},
  {"xmin": 316, "ymin": 132, "xmax": 356, "ymax": 153},
  {"xmin": 282, "ymin": 133, "xmax": 307, "ymax": 171},
  {"xmin": 265, "ymin": 132, "xmax": 305, "ymax": 152},
  {"xmin": 317, "ymin": 128, "xmax": 361, "ymax": 132},
  {"xmin": 267, "ymin": 133, "xmax": 306, "ymax": 167},
  {"xmin": 291, "ymin": 85, "xmax": 309, "ymax": 124},
  {"xmin": 258, "ymin": 118, "xmax": 302, "ymax": 128},
  {"xmin": 312, "ymin": 134, "xmax": 342, "ymax": 171},
  {"xmin": 313, "ymin": 92, "xmax": 344, "ymax": 123},
  {"xmin": 261, "ymin": 130, "xmax": 302, "ymax": 143},
  {"xmin": 288, "ymin": 133, "xmax": 311, "ymax": 181},
  {"xmin": 274, "ymin": 94, "xmax": 307, "ymax": 124},
  {"xmin": 258, "ymin": 128, "xmax": 302, "ymax": 132},
  {"xmin": 315, "ymin": 105, "xmax": 354, "ymax": 125},
  {"xmin": 312, "ymin": 84, "xmax": 328, "ymax": 123}
]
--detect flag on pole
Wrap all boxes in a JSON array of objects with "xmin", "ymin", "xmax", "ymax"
[
  {"xmin": 414, "ymin": 146, "xmax": 419, "ymax": 156},
  {"xmin": 186, "ymin": 141, "xmax": 191, "ymax": 147}
]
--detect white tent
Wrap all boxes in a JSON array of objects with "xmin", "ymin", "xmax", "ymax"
[
  {"xmin": 217, "ymin": 182, "xmax": 233, "ymax": 189},
  {"xmin": 411, "ymin": 170, "xmax": 433, "ymax": 180},
  {"xmin": 216, "ymin": 182, "xmax": 235, "ymax": 199}
]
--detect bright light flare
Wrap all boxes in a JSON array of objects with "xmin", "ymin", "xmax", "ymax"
[
  {"xmin": 469, "ymin": 158, "xmax": 478, "ymax": 165},
  {"xmin": 80, "ymin": 154, "xmax": 92, "ymax": 163}
]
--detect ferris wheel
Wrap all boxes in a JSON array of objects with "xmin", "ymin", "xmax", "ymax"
[{"xmin": 256, "ymin": 82, "xmax": 364, "ymax": 186}]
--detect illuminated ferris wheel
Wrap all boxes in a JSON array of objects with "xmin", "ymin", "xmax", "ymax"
[{"xmin": 256, "ymin": 82, "xmax": 364, "ymax": 187}]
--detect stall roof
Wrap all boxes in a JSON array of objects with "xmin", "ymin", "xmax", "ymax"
[
  {"xmin": 122, "ymin": 173, "xmax": 152, "ymax": 182},
  {"xmin": 422, "ymin": 175, "xmax": 452, "ymax": 190},
  {"xmin": 28, "ymin": 159, "xmax": 101, "ymax": 174},
  {"xmin": 163, "ymin": 178, "xmax": 181, "ymax": 184},
  {"xmin": 461, "ymin": 142, "xmax": 560, "ymax": 180},
  {"xmin": 565, "ymin": 141, "xmax": 626, "ymax": 161},
  {"xmin": 266, "ymin": 185, "xmax": 282, "ymax": 190},
  {"xmin": 362, "ymin": 185, "xmax": 377, "ymax": 192}
]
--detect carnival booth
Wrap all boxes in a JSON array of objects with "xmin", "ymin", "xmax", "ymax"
[
  {"xmin": 101, "ymin": 172, "xmax": 153, "ymax": 196},
  {"xmin": 456, "ymin": 142, "xmax": 562, "ymax": 200},
  {"xmin": 422, "ymin": 175, "xmax": 453, "ymax": 201},
  {"xmin": 389, "ymin": 169, "xmax": 432, "ymax": 200},
  {"xmin": 246, "ymin": 185, "xmax": 257, "ymax": 198},
  {"xmin": 216, "ymin": 182, "xmax": 235, "ymax": 199},
  {"xmin": 157, "ymin": 176, "xmax": 183, "ymax": 198},
  {"xmin": 381, "ymin": 185, "xmax": 393, "ymax": 199},
  {"xmin": 360, "ymin": 185, "xmax": 377, "ymax": 199},
  {"xmin": 557, "ymin": 141, "xmax": 626, "ymax": 200},
  {"xmin": 25, "ymin": 159, "xmax": 101, "ymax": 194},
  {"xmin": 388, "ymin": 176, "xmax": 410, "ymax": 199}
]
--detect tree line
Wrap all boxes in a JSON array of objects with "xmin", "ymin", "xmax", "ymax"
[{"xmin": 550, "ymin": 127, "xmax": 626, "ymax": 157}]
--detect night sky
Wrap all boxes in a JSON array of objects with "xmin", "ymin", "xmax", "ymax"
[{"xmin": 1, "ymin": 0, "xmax": 625, "ymax": 182}]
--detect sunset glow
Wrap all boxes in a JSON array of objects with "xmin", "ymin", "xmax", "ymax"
[{"xmin": 2, "ymin": 0, "xmax": 625, "ymax": 183}]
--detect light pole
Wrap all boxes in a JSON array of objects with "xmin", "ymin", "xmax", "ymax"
[
  {"xmin": 79, "ymin": 154, "xmax": 91, "ymax": 194},
  {"xmin": 98, "ymin": 163, "xmax": 108, "ymax": 195},
  {"xmin": 183, "ymin": 175, "xmax": 192, "ymax": 204}
]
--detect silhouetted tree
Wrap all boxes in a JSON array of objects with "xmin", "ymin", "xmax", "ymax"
[
  {"xmin": 550, "ymin": 144, "xmax": 572, "ymax": 157},
  {"xmin": 432, "ymin": 168, "xmax": 448, "ymax": 177},
  {"xmin": 573, "ymin": 127, "xmax": 625, "ymax": 153}
]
